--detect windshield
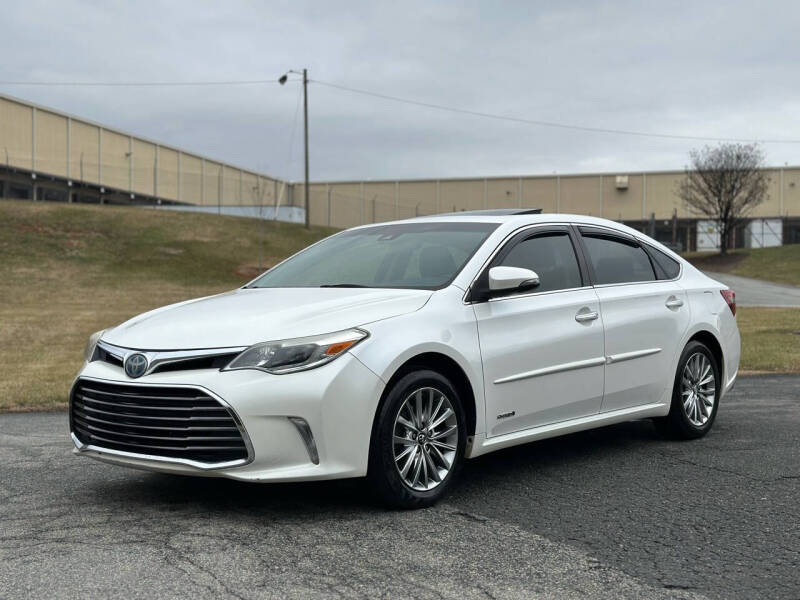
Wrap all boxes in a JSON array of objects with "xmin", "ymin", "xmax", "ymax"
[{"xmin": 249, "ymin": 221, "xmax": 498, "ymax": 290}]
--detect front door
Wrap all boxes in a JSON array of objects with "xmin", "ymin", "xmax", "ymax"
[{"xmin": 472, "ymin": 226, "xmax": 606, "ymax": 437}]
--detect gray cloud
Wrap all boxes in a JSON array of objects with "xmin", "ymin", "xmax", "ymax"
[{"xmin": 2, "ymin": 0, "xmax": 798, "ymax": 181}]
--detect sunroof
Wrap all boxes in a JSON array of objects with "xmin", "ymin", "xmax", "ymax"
[{"xmin": 435, "ymin": 208, "xmax": 543, "ymax": 216}]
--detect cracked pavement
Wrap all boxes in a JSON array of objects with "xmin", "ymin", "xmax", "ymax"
[{"xmin": 1, "ymin": 375, "xmax": 798, "ymax": 599}]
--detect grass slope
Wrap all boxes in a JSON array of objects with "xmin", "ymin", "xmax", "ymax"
[
  {"xmin": 683, "ymin": 245, "xmax": 800, "ymax": 286},
  {"xmin": 737, "ymin": 307, "xmax": 800, "ymax": 373},
  {"xmin": 0, "ymin": 200, "xmax": 335, "ymax": 411}
]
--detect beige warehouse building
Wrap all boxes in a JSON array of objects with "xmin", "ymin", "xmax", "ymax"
[
  {"xmin": 0, "ymin": 93, "xmax": 286, "ymax": 217},
  {"xmin": 1, "ymin": 93, "xmax": 799, "ymax": 250}
]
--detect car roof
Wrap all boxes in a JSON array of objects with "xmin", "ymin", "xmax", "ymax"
[
  {"xmin": 374, "ymin": 210, "xmax": 636, "ymax": 231},
  {"xmin": 434, "ymin": 208, "xmax": 543, "ymax": 216}
]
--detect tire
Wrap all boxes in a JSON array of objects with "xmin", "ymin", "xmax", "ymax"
[
  {"xmin": 368, "ymin": 369, "xmax": 467, "ymax": 509},
  {"xmin": 655, "ymin": 340, "xmax": 721, "ymax": 440}
]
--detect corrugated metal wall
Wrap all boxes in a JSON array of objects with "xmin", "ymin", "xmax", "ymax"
[
  {"xmin": 0, "ymin": 94, "xmax": 280, "ymax": 206},
  {"xmin": 309, "ymin": 169, "xmax": 800, "ymax": 227}
]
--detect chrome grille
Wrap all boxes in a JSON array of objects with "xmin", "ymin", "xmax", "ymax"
[
  {"xmin": 91, "ymin": 341, "xmax": 243, "ymax": 376},
  {"xmin": 70, "ymin": 379, "xmax": 249, "ymax": 465}
]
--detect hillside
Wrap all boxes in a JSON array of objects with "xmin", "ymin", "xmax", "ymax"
[
  {"xmin": 683, "ymin": 245, "xmax": 800, "ymax": 286},
  {"xmin": 0, "ymin": 200, "xmax": 335, "ymax": 410}
]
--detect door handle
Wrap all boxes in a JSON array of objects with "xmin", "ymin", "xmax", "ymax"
[
  {"xmin": 575, "ymin": 310, "xmax": 599, "ymax": 323},
  {"xmin": 665, "ymin": 296, "xmax": 684, "ymax": 309}
]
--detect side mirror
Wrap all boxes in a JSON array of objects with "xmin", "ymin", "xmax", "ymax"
[{"xmin": 488, "ymin": 266, "xmax": 540, "ymax": 294}]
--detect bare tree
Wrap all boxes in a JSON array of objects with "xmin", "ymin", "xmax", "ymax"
[{"xmin": 678, "ymin": 143, "xmax": 768, "ymax": 255}]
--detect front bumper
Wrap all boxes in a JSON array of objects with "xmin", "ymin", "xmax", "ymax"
[{"xmin": 70, "ymin": 354, "xmax": 386, "ymax": 482}]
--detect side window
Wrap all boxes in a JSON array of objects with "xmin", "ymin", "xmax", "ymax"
[
  {"xmin": 498, "ymin": 233, "xmax": 582, "ymax": 293},
  {"xmin": 646, "ymin": 245, "xmax": 681, "ymax": 280},
  {"xmin": 581, "ymin": 234, "xmax": 656, "ymax": 285}
]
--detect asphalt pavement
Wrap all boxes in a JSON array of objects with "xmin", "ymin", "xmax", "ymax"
[
  {"xmin": 1, "ymin": 375, "xmax": 798, "ymax": 599},
  {"xmin": 703, "ymin": 271, "xmax": 800, "ymax": 307}
]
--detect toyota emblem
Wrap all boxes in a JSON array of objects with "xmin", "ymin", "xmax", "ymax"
[{"xmin": 124, "ymin": 353, "xmax": 149, "ymax": 378}]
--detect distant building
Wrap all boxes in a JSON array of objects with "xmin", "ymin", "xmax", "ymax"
[
  {"xmin": 1, "ymin": 93, "xmax": 798, "ymax": 249},
  {"xmin": 0, "ymin": 93, "xmax": 287, "ymax": 220}
]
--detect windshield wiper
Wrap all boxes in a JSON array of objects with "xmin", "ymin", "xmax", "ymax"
[{"xmin": 319, "ymin": 283, "xmax": 370, "ymax": 288}]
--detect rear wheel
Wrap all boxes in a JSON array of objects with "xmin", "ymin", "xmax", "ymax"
[
  {"xmin": 368, "ymin": 370, "xmax": 466, "ymax": 509},
  {"xmin": 655, "ymin": 340, "xmax": 720, "ymax": 439}
]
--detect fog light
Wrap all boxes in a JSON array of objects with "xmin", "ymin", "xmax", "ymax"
[{"xmin": 288, "ymin": 417, "xmax": 319, "ymax": 465}]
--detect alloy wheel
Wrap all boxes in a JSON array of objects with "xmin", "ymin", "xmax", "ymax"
[
  {"xmin": 681, "ymin": 352, "xmax": 716, "ymax": 427},
  {"xmin": 392, "ymin": 387, "xmax": 459, "ymax": 491}
]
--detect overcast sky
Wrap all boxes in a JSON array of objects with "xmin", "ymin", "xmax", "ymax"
[{"xmin": 2, "ymin": 0, "xmax": 799, "ymax": 182}]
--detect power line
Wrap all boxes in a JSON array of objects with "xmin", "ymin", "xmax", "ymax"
[
  {"xmin": 3, "ymin": 74, "xmax": 798, "ymax": 144},
  {"xmin": 0, "ymin": 78, "xmax": 286, "ymax": 87},
  {"xmin": 311, "ymin": 79, "xmax": 800, "ymax": 145}
]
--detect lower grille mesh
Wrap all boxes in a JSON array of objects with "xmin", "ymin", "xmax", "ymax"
[{"xmin": 70, "ymin": 379, "xmax": 248, "ymax": 464}]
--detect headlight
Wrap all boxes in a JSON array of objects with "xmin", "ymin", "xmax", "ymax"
[
  {"xmin": 223, "ymin": 328, "xmax": 368, "ymax": 374},
  {"xmin": 84, "ymin": 329, "xmax": 106, "ymax": 362}
]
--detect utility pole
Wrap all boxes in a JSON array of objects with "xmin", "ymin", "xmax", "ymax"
[
  {"xmin": 153, "ymin": 152, "xmax": 158, "ymax": 206},
  {"xmin": 302, "ymin": 68, "xmax": 310, "ymax": 229},
  {"xmin": 280, "ymin": 69, "xmax": 311, "ymax": 229},
  {"xmin": 218, "ymin": 166, "xmax": 223, "ymax": 215}
]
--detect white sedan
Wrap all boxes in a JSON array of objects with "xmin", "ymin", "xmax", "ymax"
[{"xmin": 72, "ymin": 210, "xmax": 740, "ymax": 508}]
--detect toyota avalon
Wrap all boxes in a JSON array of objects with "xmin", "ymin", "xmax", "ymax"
[{"xmin": 71, "ymin": 209, "xmax": 740, "ymax": 508}]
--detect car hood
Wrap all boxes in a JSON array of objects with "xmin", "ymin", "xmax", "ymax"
[{"xmin": 102, "ymin": 287, "xmax": 433, "ymax": 350}]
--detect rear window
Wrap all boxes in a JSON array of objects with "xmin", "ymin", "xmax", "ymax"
[{"xmin": 581, "ymin": 234, "xmax": 656, "ymax": 285}]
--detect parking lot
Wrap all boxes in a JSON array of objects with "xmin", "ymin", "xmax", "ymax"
[
  {"xmin": 1, "ymin": 375, "xmax": 798, "ymax": 599},
  {"xmin": 703, "ymin": 271, "xmax": 800, "ymax": 307}
]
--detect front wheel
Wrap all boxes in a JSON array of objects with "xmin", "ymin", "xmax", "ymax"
[
  {"xmin": 655, "ymin": 340, "xmax": 720, "ymax": 439},
  {"xmin": 368, "ymin": 370, "xmax": 466, "ymax": 509}
]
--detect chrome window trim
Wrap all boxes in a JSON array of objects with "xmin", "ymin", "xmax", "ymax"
[
  {"xmin": 69, "ymin": 375, "xmax": 254, "ymax": 470},
  {"xmin": 590, "ymin": 279, "xmax": 681, "ymax": 290},
  {"xmin": 487, "ymin": 285, "xmax": 594, "ymax": 303},
  {"xmin": 96, "ymin": 340, "xmax": 248, "ymax": 376}
]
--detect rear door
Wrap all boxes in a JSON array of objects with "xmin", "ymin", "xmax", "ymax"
[
  {"xmin": 472, "ymin": 225, "xmax": 606, "ymax": 437},
  {"xmin": 577, "ymin": 226, "xmax": 690, "ymax": 412}
]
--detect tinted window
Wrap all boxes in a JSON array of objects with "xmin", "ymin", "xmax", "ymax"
[
  {"xmin": 498, "ymin": 233, "xmax": 582, "ymax": 293},
  {"xmin": 582, "ymin": 234, "xmax": 655, "ymax": 285},
  {"xmin": 250, "ymin": 222, "xmax": 498, "ymax": 290},
  {"xmin": 647, "ymin": 245, "xmax": 681, "ymax": 279}
]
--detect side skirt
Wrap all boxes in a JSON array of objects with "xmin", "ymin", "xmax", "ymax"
[{"xmin": 466, "ymin": 402, "xmax": 668, "ymax": 459}]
